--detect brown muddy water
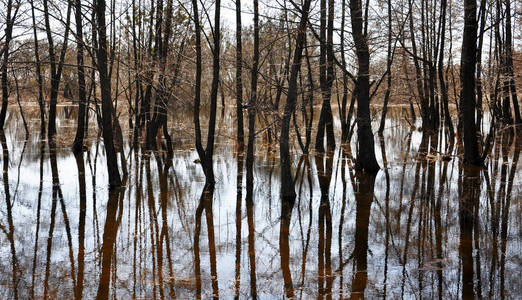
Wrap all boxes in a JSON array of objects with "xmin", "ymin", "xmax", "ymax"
[{"xmin": 0, "ymin": 106, "xmax": 521, "ymax": 299}]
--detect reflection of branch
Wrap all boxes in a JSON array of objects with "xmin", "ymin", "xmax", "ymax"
[
  {"xmin": 0, "ymin": 223, "xmax": 7, "ymax": 235},
  {"xmin": 12, "ymin": 140, "xmax": 27, "ymax": 202},
  {"xmin": 336, "ymin": 251, "xmax": 355, "ymax": 272}
]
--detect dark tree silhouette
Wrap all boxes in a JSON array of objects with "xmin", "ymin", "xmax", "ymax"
[
  {"xmin": 460, "ymin": 0, "xmax": 482, "ymax": 165},
  {"xmin": 72, "ymin": 0, "xmax": 88, "ymax": 154},
  {"xmin": 280, "ymin": 0, "xmax": 313, "ymax": 203},
  {"xmin": 235, "ymin": 0, "xmax": 245, "ymax": 151},
  {"xmin": 43, "ymin": 0, "xmax": 72, "ymax": 139},
  {"xmin": 350, "ymin": 0, "xmax": 380, "ymax": 174},
  {"xmin": 192, "ymin": 0, "xmax": 221, "ymax": 185},
  {"xmin": 0, "ymin": 0, "xmax": 18, "ymax": 130},
  {"xmin": 315, "ymin": 0, "xmax": 336, "ymax": 152},
  {"xmin": 95, "ymin": 0, "xmax": 122, "ymax": 188}
]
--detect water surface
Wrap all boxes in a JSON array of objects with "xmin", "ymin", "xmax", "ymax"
[{"xmin": 0, "ymin": 107, "xmax": 521, "ymax": 299}]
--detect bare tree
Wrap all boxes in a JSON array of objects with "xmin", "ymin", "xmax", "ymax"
[
  {"xmin": 72, "ymin": 0, "xmax": 88, "ymax": 154},
  {"xmin": 43, "ymin": 0, "xmax": 72, "ymax": 139},
  {"xmin": 0, "ymin": 0, "xmax": 19, "ymax": 130},
  {"xmin": 192, "ymin": 0, "xmax": 221, "ymax": 185},
  {"xmin": 95, "ymin": 0, "xmax": 122, "ymax": 188},
  {"xmin": 280, "ymin": 0, "xmax": 313, "ymax": 204},
  {"xmin": 236, "ymin": 0, "xmax": 244, "ymax": 151},
  {"xmin": 315, "ymin": 0, "xmax": 336, "ymax": 152},
  {"xmin": 460, "ymin": 0, "xmax": 482, "ymax": 165},
  {"xmin": 350, "ymin": 0, "xmax": 380, "ymax": 174},
  {"xmin": 30, "ymin": 0, "xmax": 46, "ymax": 136}
]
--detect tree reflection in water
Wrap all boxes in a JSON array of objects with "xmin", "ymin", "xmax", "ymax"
[
  {"xmin": 193, "ymin": 182, "xmax": 219, "ymax": 300},
  {"xmin": 350, "ymin": 173, "xmax": 375, "ymax": 299},
  {"xmin": 0, "ymin": 108, "xmax": 521, "ymax": 299},
  {"xmin": 315, "ymin": 152, "xmax": 333, "ymax": 300},
  {"xmin": 96, "ymin": 181, "xmax": 126, "ymax": 300}
]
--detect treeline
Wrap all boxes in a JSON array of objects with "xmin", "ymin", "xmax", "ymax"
[{"xmin": 0, "ymin": 0, "xmax": 520, "ymax": 188}]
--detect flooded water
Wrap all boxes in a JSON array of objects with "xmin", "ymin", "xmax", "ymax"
[{"xmin": 0, "ymin": 106, "xmax": 521, "ymax": 299}]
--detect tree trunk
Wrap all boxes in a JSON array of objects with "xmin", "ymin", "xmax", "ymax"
[
  {"xmin": 438, "ymin": 0, "xmax": 455, "ymax": 142},
  {"xmin": 504, "ymin": 0, "xmax": 521, "ymax": 125},
  {"xmin": 0, "ymin": 0, "xmax": 15, "ymax": 130},
  {"xmin": 95, "ymin": 0, "xmax": 122, "ymax": 188},
  {"xmin": 146, "ymin": 0, "xmax": 174, "ymax": 152},
  {"xmin": 246, "ymin": 0, "xmax": 259, "ymax": 243},
  {"xmin": 236, "ymin": 0, "xmax": 244, "ymax": 151},
  {"xmin": 44, "ymin": 0, "xmax": 72, "ymax": 139},
  {"xmin": 407, "ymin": 0, "xmax": 428, "ymax": 130},
  {"xmin": 350, "ymin": 0, "xmax": 380, "ymax": 174},
  {"xmin": 192, "ymin": 0, "xmax": 221, "ymax": 184},
  {"xmin": 280, "ymin": 0, "xmax": 313, "ymax": 204},
  {"xmin": 30, "ymin": 0, "xmax": 46, "ymax": 136},
  {"xmin": 460, "ymin": 0, "xmax": 482, "ymax": 165},
  {"xmin": 315, "ymin": 0, "xmax": 336, "ymax": 152},
  {"xmin": 378, "ymin": 0, "xmax": 393, "ymax": 135},
  {"xmin": 340, "ymin": 0, "xmax": 349, "ymax": 142},
  {"xmin": 73, "ymin": 0, "xmax": 88, "ymax": 154},
  {"xmin": 475, "ymin": 0, "xmax": 487, "ymax": 127},
  {"xmin": 246, "ymin": 0, "xmax": 258, "ymax": 280}
]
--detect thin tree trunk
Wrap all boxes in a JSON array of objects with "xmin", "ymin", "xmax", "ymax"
[
  {"xmin": 340, "ymin": 0, "xmax": 349, "ymax": 142},
  {"xmin": 280, "ymin": 0, "xmax": 313, "ymax": 204},
  {"xmin": 236, "ymin": 0, "xmax": 244, "ymax": 151},
  {"xmin": 407, "ymin": 0, "xmax": 428, "ymax": 130},
  {"xmin": 438, "ymin": 0, "xmax": 455, "ymax": 142},
  {"xmin": 0, "ymin": 0, "xmax": 16, "ymax": 130},
  {"xmin": 13, "ymin": 71, "xmax": 29, "ymax": 138},
  {"xmin": 73, "ymin": 0, "xmax": 88, "ymax": 154},
  {"xmin": 245, "ymin": 1, "xmax": 259, "ymax": 265},
  {"xmin": 44, "ymin": 0, "xmax": 72, "ymax": 139},
  {"xmin": 192, "ymin": 0, "xmax": 221, "ymax": 185},
  {"xmin": 315, "ymin": 0, "xmax": 336, "ymax": 152},
  {"xmin": 475, "ymin": 0, "xmax": 487, "ymax": 127},
  {"xmin": 147, "ymin": 0, "xmax": 174, "ymax": 152},
  {"xmin": 504, "ymin": 0, "xmax": 521, "ymax": 125},
  {"xmin": 204, "ymin": 0, "xmax": 221, "ymax": 184},
  {"xmin": 192, "ymin": 0, "xmax": 204, "ymax": 163},
  {"xmin": 30, "ymin": 0, "xmax": 46, "ymax": 136},
  {"xmin": 247, "ymin": 0, "xmax": 259, "ymax": 283},
  {"xmin": 378, "ymin": 0, "xmax": 393, "ymax": 135}
]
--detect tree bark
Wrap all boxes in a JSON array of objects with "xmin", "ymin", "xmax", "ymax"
[
  {"xmin": 95, "ymin": 0, "xmax": 122, "ymax": 188},
  {"xmin": 280, "ymin": 0, "xmax": 313, "ymax": 203},
  {"xmin": 438, "ymin": 0, "xmax": 455, "ymax": 142},
  {"xmin": 504, "ymin": 0, "xmax": 521, "ymax": 125},
  {"xmin": 0, "ymin": 0, "xmax": 16, "ymax": 130},
  {"xmin": 192, "ymin": 0, "xmax": 221, "ymax": 184},
  {"xmin": 350, "ymin": 0, "xmax": 380, "ymax": 174},
  {"xmin": 146, "ymin": 0, "xmax": 174, "ymax": 153},
  {"xmin": 236, "ymin": 0, "xmax": 245, "ymax": 151},
  {"xmin": 30, "ymin": 0, "xmax": 46, "ymax": 136},
  {"xmin": 378, "ymin": 0, "xmax": 393, "ymax": 135},
  {"xmin": 73, "ymin": 0, "xmax": 88, "ymax": 154},
  {"xmin": 246, "ymin": 0, "xmax": 259, "ymax": 236},
  {"xmin": 44, "ymin": 0, "xmax": 72, "ymax": 139},
  {"xmin": 407, "ymin": 0, "xmax": 429, "ymax": 130},
  {"xmin": 460, "ymin": 0, "xmax": 482, "ymax": 165},
  {"xmin": 315, "ymin": 0, "xmax": 336, "ymax": 152}
]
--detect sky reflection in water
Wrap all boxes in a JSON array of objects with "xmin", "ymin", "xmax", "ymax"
[{"xmin": 0, "ymin": 107, "xmax": 521, "ymax": 299}]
